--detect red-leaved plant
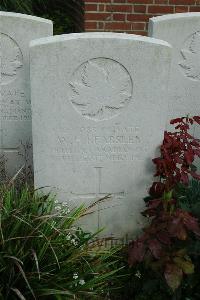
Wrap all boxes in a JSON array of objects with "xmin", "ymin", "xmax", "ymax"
[{"xmin": 128, "ymin": 116, "xmax": 200, "ymax": 291}]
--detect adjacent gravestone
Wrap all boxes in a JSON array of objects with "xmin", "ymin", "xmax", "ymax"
[
  {"xmin": 149, "ymin": 13, "xmax": 200, "ymax": 133},
  {"xmin": 30, "ymin": 33, "xmax": 172, "ymax": 238},
  {"xmin": 0, "ymin": 12, "xmax": 53, "ymax": 180}
]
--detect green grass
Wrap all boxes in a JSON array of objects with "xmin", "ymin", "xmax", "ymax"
[{"xmin": 0, "ymin": 185, "xmax": 123, "ymax": 299}]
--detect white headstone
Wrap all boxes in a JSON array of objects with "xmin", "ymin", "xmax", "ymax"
[
  {"xmin": 149, "ymin": 13, "xmax": 200, "ymax": 133},
  {"xmin": 0, "ymin": 12, "xmax": 53, "ymax": 180},
  {"xmin": 30, "ymin": 33, "xmax": 172, "ymax": 238}
]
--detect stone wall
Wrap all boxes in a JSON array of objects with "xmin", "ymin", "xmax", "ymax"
[{"xmin": 84, "ymin": 0, "xmax": 200, "ymax": 35}]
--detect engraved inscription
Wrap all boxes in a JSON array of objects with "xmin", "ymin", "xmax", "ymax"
[
  {"xmin": 179, "ymin": 31, "xmax": 200, "ymax": 81},
  {"xmin": 53, "ymin": 126, "xmax": 143, "ymax": 162},
  {"xmin": 69, "ymin": 58, "xmax": 133, "ymax": 121},
  {"xmin": 0, "ymin": 89, "xmax": 31, "ymax": 121},
  {"xmin": 0, "ymin": 33, "xmax": 23, "ymax": 85}
]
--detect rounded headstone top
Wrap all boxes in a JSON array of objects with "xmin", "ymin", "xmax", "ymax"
[
  {"xmin": 30, "ymin": 32, "xmax": 171, "ymax": 49},
  {"xmin": 150, "ymin": 12, "xmax": 200, "ymax": 24},
  {"xmin": 0, "ymin": 11, "xmax": 53, "ymax": 25}
]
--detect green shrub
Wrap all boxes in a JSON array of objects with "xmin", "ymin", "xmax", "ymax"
[
  {"xmin": 110, "ymin": 116, "xmax": 200, "ymax": 300},
  {"xmin": 0, "ymin": 185, "xmax": 122, "ymax": 299}
]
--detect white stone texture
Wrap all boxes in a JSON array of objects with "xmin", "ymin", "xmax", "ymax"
[
  {"xmin": 0, "ymin": 12, "xmax": 53, "ymax": 180},
  {"xmin": 30, "ymin": 33, "xmax": 172, "ymax": 238},
  {"xmin": 149, "ymin": 13, "xmax": 200, "ymax": 133}
]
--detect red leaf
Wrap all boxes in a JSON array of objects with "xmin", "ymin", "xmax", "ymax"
[
  {"xmin": 178, "ymin": 124, "xmax": 189, "ymax": 131},
  {"xmin": 175, "ymin": 124, "xmax": 181, "ymax": 130},
  {"xmin": 184, "ymin": 150, "xmax": 194, "ymax": 165},
  {"xmin": 193, "ymin": 116, "xmax": 200, "ymax": 125},
  {"xmin": 170, "ymin": 118, "xmax": 183, "ymax": 124},
  {"xmin": 143, "ymin": 199, "xmax": 162, "ymax": 217},
  {"xmin": 191, "ymin": 140, "xmax": 200, "ymax": 147},
  {"xmin": 183, "ymin": 213, "xmax": 200, "ymax": 236},
  {"xmin": 128, "ymin": 240, "xmax": 146, "ymax": 266},
  {"xmin": 164, "ymin": 264, "xmax": 183, "ymax": 291},
  {"xmin": 156, "ymin": 232, "xmax": 171, "ymax": 245},
  {"xmin": 149, "ymin": 182, "xmax": 165, "ymax": 198},
  {"xmin": 142, "ymin": 208, "xmax": 157, "ymax": 217},
  {"xmin": 148, "ymin": 239, "xmax": 163, "ymax": 259},
  {"xmin": 147, "ymin": 198, "xmax": 162, "ymax": 209},
  {"xmin": 168, "ymin": 217, "xmax": 188, "ymax": 240},
  {"xmin": 185, "ymin": 132, "xmax": 194, "ymax": 139},
  {"xmin": 180, "ymin": 172, "xmax": 189, "ymax": 185},
  {"xmin": 194, "ymin": 149, "xmax": 200, "ymax": 157},
  {"xmin": 189, "ymin": 118, "xmax": 194, "ymax": 125}
]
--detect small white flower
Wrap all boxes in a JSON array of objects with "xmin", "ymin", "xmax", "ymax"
[
  {"xmin": 71, "ymin": 239, "xmax": 78, "ymax": 246},
  {"xmin": 66, "ymin": 233, "xmax": 71, "ymax": 240},
  {"xmin": 54, "ymin": 200, "xmax": 59, "ymax": 204},
  {"xmin": 55, "ymin": 205, "xmax": 62, "ymax": 211},
  {"xmin": 79, "ymin": 279, "xmax": 85, "ymax": 285},
  {"xmin": 73, "ymin": 272, "xmax": 78, "ymax": 280},
  {"xmin": 135, "ymin": 270, "xmax": 141, "ymax": 278}
]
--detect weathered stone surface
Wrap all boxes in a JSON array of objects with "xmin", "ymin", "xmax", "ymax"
[
  {"xmin": 149, "ymin": 13, "xmax": 200, "ymax": 125},
  {"xmin": 30, "ymin": 33, "xmax": 172, "ymax": 237},
  {"xmin": 149, "ymin": 13, "xmax": 200, "ymax": 171},
  {"xmin": 0, "ymin": 12, "xmax": 53, "ymax": 180}
]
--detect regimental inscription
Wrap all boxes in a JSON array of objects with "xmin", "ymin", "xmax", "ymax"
[
  {"xmin": 53, "ymin": 126, "xmax": 144, "ymax": 162},
  {"xmin": 179, "ymin": 31, "xmax": 200, "ymax": 81},
  {"xmin": 0, "ymin": 89, "xmax": 31, "ymax": 121},
  {"xmin": 0, "ymin": 33, "xmax": 23, "ymax": 85},
  {"xmin": 69, "ymin": 58, "xmax": 133, "ymax": 121}
]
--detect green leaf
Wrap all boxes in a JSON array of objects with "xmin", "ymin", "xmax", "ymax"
[
  {"xmin": 173, "ymin": 257, "xmax": 194, "ymax": 275},
  {"xmin": 0, "ymin": 185, "xmax": 123, "ymax": 299}
]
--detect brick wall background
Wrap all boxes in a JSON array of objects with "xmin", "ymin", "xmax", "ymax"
[{"xmin": 84, "ymin": 0, "xmax": 200, "ymax": 35}]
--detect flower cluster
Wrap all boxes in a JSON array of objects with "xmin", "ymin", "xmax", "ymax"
[
  {"xmin": 55, "ymin": 200, "xmax": 71, "ymax": 214},
  {"xmin": 72, "ymin": 272, "xmax": 85, "ymax": 287},
  {"xmin": 66, "ymin": 232, "xmax": 79, "ymax": 246},
  {"xmin": 53, "ymin": 201, "xmax": 80, "ymax": 246}
]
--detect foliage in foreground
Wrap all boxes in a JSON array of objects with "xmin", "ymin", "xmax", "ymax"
[
  {"xmin": 110, "ymin": 182, "xmax": 200, "ymax": 300},
  {"xmin": 0, "ymin": 186, "xmax": 122, "ymax": 299},
  {"xmin": 121, "ymin": 116, "xmax": 200, "ymax": 300}
]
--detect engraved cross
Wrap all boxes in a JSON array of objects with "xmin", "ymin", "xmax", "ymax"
[{"xmin": 71, "ymin": 167, "xmax": 125, "ymax": 228}]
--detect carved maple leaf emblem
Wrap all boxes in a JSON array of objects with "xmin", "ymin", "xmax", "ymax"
[
  {"xmin": 0, "ymin": 33, "xmax": 22, "ymax": 84},
  {"xmin": 179, "ymin": 31, "xmax": 200, "ymax": 80},
  {"xmin": 69, "ymin": 58, "xmax": 132, "ymax": 121}
]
